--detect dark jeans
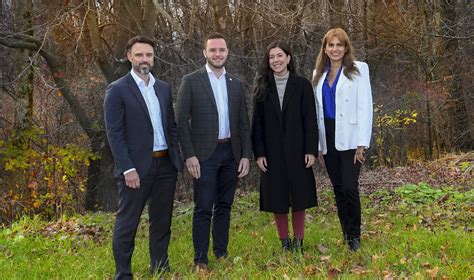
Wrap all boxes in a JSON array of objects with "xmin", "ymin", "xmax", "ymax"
[
  {"xmin": 112, "ymin": 157, "xmax": 177, "ymax": 280},
  {"xmin": 192, "ymin": 143, "xmax": 239, "ymax": 264},
  {"xmin": 323, "ymin": 119, "xmax": 361, "ymax": 240}
]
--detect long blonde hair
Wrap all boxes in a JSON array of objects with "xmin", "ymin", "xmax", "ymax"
[{"xmin": 312, "ymin": 28, "xmax": 359, "ymax": 86}]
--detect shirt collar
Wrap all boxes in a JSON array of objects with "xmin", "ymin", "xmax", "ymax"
[
  {"xmin": 130, "ymin": 69, "xmax": 155, "ymax": 88},
  {"xmin": 205, "ymin": 63, "xmax": 226, "ymax": 78}
]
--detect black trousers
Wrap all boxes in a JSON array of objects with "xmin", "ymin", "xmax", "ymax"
[
  {"xmin": 112, "ymin": 156, "xmax": 177, "ymax": 280},
  {"xmin": 192, "ymin": 143, "xmax": 238, "ymax": 265},
  {"xmin": 323, "ymin": 119, "xmax": 361, "ymax": 240}
]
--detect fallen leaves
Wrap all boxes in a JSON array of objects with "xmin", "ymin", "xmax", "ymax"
[
  {"xmin": 319, "ymin": 255, "xmax": 331, "ymax": 262},
  {"xmin": 327, "ymin": 267, "xmax": 341, "ymax": 278},
  {"xmin": 6, "ymin": 219, "xmax": 109, "ymax": 244},
  {"xmin": 350, "ymin": 265, "xmax": 371, "ymax": 275},
  {"xmin": 303, "ymin": 265, "xmax": 320, "ymax": 276},
  {"xmin": 425, "ymin": 266, "xmax": 439, "ymax": 278},
  {"xmin": 316, "ymin": 243, "xmax": 328, "ymax": 254}
]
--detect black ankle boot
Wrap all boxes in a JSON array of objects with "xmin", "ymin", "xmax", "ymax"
[
  {"xmin": 348, "ymin": 238, "xmax": 360, "ymax": 252},
  {"xmin": 292, "ymin": 238, "xmax": 304, "ymax": 253},
  {"xmin": 281, "ymin": 238, "xmax": 292, "ymax": 252}
]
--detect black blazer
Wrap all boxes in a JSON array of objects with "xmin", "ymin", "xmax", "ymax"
[
  {"xmin": 176, "ymin": 67, "xmax": 252, "ymax": 162},
  {"xmin": 104, "ymin": 73, "xmax": 184, "ymax": 178}
]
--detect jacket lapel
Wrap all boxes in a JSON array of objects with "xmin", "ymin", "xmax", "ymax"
[
  {"xmin": 127, "ymin": 73, "xmax": 152, "ymax": 122},
  {"xmin": 198, "ymin": 68, "xmax": 218, "ymax": 112},
  {"xmin": 154, "ymin": 81, "xmax": 168, "ymax": 140},
  {"xmin": 226, "ymin": 74, "xmax": 236, "ymax": 128},
  {"xmin": 316, "ymin": 71, "xmax": 328, "ymax": 103},
  {"xmin": 268, "ymin": 76, "xmax": 283, "ymax": 125},
  {"xmin": 281, "ymin": 74, "xmax": 296, "ymax": 113},
  {"xmin": 335, "ymin": 68, "xmax": 348, "ymax": 97}
]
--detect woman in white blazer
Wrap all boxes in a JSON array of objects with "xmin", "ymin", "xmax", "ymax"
[{"xmin": 312, "ymin": 28, "xmax": 373, "ymax": 251}]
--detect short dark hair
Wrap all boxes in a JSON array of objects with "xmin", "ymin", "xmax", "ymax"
[
  {"xmin": 126, "ymin": 35, "xmax": 155, "ymax": 53},
  {"xmin": 203, "ymin": 32, "xmax": 226, "ymax": 49}
]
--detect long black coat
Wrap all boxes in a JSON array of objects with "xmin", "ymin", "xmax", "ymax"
[{"xmin": 252, "ymin": 73, "xmax": 318, "ymax": 213}]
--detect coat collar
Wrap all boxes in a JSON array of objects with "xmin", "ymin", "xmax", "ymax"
[
  {"xmin": 335, "ymin": 68, "xmax": 348, "ymax": 95},
  {"xmin": 268, "ymin": 73, "xmax": 297, "ymax": 124},
  {"xmin": 317, "ymin": 67, "xmax": 349, "ymax": 97},
  {"xmin": 282, "ymin": 74, "xmax": 297, "ymax": 112}
]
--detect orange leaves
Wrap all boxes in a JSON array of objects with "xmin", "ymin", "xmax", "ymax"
[
  {"xmin": 425, "ymin": 266, "xmax": 439, "ymax": 278},
  {"xmin": 303, "ymin": 265, "xmax": 320, "ymax": 276},
  {"xmin": 327, "ymin": 267, "xmax": 341, "ymax": 278},
  {"xmin": 32, "ymin": 200, "xmax": 41, "ymax": 208},
  {"xmin": 1, "ymin": 126, "xmax": 96, "ymax": 221}
]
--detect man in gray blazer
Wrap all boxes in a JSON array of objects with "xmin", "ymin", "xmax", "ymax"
[
  {"xmin": 104, "ymin": 36, "xmax": 183, "ymax": 279},
  {"xmin": 177, "ymin": 32, "xmax": 252, "ymax": 270}
]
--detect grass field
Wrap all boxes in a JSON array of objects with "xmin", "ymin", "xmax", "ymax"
[{"xmin": 0, "ymin": 184, "xmax": 472, "ymax": 279}]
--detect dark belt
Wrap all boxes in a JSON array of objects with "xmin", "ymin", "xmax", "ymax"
[
  {"xmin": 217, "ymin": 138, "xmax": 231, "ymax": 144},
  {"xmin": 152, "ymin": 150, "xmax": 168, "ymax": 158}
]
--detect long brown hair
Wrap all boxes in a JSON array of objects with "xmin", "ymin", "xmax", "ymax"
[{"xmin": 311, "ymin": 28, "xmax": 359, "ymax": 86}]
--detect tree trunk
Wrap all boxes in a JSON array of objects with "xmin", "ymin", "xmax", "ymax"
[
  {"xmin": 12, "ymin": 0, "xmax": 34, "ymax": 130},
  {"xmin": 85, "ymin": 135, "xmax": 117, "ymax": 211},
  {"xmin": 441, "ymin": 0, "xmax": 472, "ymax": 150}
]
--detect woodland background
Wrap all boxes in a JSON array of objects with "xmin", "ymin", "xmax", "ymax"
[{"xmin": 0, "ymin": 0, "xmax": 472, "ymax": 223}]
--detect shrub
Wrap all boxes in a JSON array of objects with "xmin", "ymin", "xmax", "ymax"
[{"xmin": 0, "ymin": 126, "xmax": 97, "ymax": 224}]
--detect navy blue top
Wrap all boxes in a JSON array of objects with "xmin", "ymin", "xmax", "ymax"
[{"xmin": 322, "ymin": 66, "xmax": 343, "ymax": 119}]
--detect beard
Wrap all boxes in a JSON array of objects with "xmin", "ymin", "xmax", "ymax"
[
  {"xmin": 134, "ymin": 62, "xmax": 152, "ymax": 75},
  {"xmin": 206, "ymin": 57, "xmax": 227, "ymax": 69}
]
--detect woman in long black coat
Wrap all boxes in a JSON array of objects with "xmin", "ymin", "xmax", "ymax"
[{"xmin": 251, "ymin": 41, "xmax": 318, "ymax": 252}]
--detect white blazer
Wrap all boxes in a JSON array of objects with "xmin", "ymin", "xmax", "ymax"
[{"xmin": 313, "ymin": 61, "xmax": 373, "ymax": 155}]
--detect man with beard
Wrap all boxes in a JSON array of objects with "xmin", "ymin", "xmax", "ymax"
[
  {"xmin": 177, "ymin": 32, "xmax": 252, "ymax": 271},
  {"xmin": 104, "ymin": 35, "xmax": 183, "ymax": 279}
]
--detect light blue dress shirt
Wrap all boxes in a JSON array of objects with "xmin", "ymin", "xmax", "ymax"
[{"xmin": 205, "ymin": 63, "xmax": 230, "ymax": 139}]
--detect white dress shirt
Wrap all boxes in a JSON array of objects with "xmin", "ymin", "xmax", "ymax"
[
  {"xmin": 124, "ymin": 70, "xmax": 168, "ymax": 175},
  {"xmin": 206, "ymin": 63, "xmax": 231, "ymax": 139}
]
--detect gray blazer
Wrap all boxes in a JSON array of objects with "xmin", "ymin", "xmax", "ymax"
[{"xmin": 177, "ymin": 67, "xmax": 252, "ymax": 162}]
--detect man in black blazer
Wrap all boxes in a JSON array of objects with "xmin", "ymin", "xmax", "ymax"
[
  {"xmin": 177, "ymin": 32, "xmax": 252, "ymax": 270},
  {"xmin": 104, "ymin": 36, "xmax": 183, "ymax": 279}
]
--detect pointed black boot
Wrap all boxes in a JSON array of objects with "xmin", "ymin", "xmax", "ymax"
[
  {"xmin": 348, "ymin": 238, "xmax": 360, "ymax": 252},
  {"xmin": 281, "ymin": 238, "xmax": 292, "ymax": 252},
  {"xmin": 292, "ymin": 238, "xmax": 304, "ymax": 253}
]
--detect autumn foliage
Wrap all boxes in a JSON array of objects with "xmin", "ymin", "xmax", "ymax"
[
  {"xmin": 0, "ymin": 126, "xmax": 96, "ymax": 224},
  {"xmin": 0, "ymin": 1, "xmax": 472, "ymax": 221}
]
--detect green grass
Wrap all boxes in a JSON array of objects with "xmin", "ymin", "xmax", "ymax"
[{"xmin": 0, "ymin": 185, "xmax": 472, "ymax": 279}]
